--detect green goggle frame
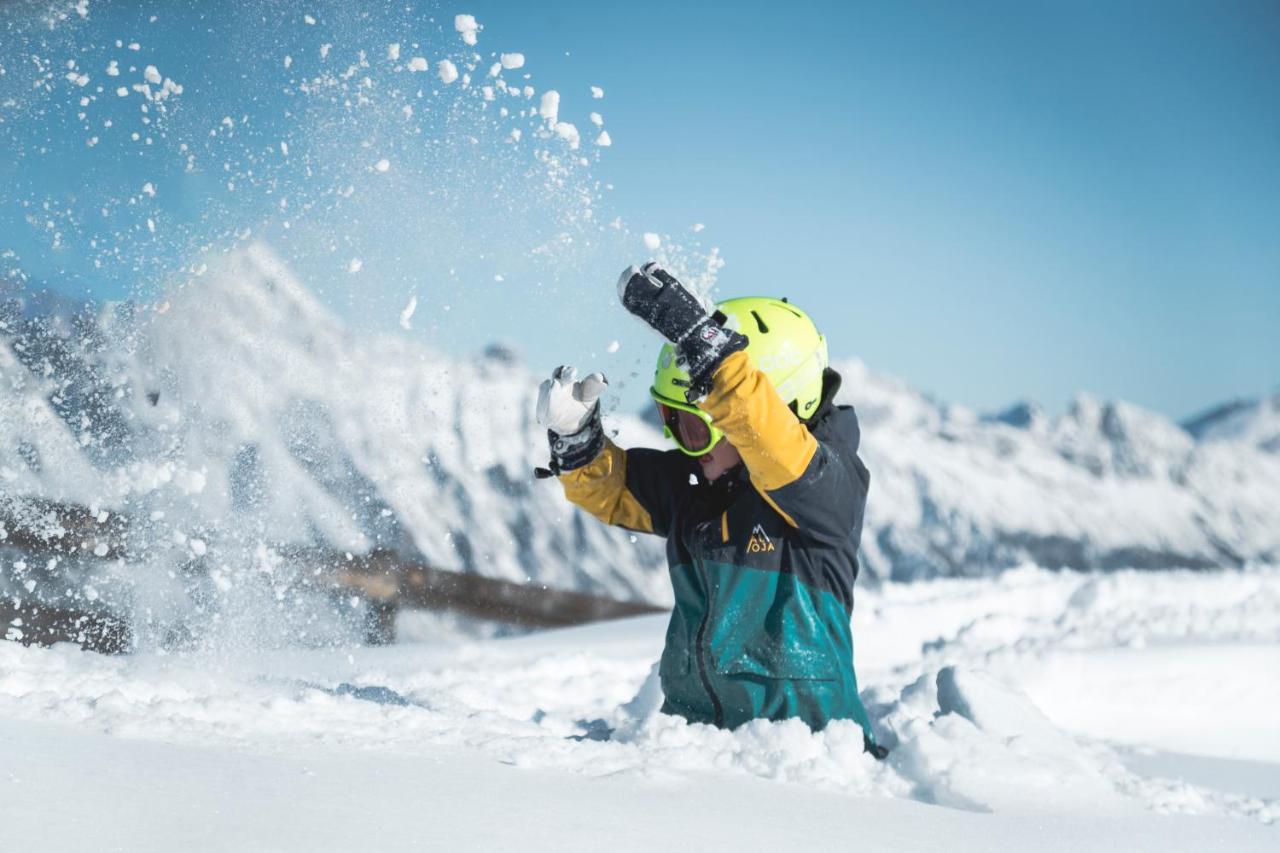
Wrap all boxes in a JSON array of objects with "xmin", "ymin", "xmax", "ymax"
[{"xmin": 650, "ymin": 388, "xmax": 724, "ymax": 457}]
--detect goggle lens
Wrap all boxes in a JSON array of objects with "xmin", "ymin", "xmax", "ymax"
[{"xmin": 657, "ymin": 403, "xmax": 716, "ymax": 455}]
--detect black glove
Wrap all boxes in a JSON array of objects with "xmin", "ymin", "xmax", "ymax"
[
  {"xmin": 617, "ymin": 262, "xmax": 747, "ymax": 401},
  {"xmin": 538, "ymin": 415, "xmax": 604, "ymax": 478}
]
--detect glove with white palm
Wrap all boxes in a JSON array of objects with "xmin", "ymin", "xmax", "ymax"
[
  {"xmin": 534, "ymin": 365, "xmax": 608, "ymax": 477},
  {"xmin": 616, "ymin": 261, "xmax": 747, "ymax": 401}
]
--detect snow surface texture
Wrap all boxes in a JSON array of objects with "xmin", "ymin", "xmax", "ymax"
[
  {"xmin": 1, "ymin": 567, "xmax": 1277, "ymax": 850},
  {"xmin": 2, "ymin": 245, "xmax": 1278, "ymax": 642}
]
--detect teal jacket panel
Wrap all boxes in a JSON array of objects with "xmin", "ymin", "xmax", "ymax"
[{"xmin": 659, "ymin": 560, "xmax": 872, "ymax": 734}]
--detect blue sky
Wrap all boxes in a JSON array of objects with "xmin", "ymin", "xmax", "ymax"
[{"xmin": 1, "ymin": 0, "xmax": 1277, "ymax": 420}]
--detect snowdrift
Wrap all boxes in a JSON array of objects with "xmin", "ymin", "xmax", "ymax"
[{"xmin": 1, "ymin": 566, "xmax": 1277, "ymax": 850}]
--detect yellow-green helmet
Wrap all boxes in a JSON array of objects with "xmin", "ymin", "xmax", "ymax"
[{"xmin": 650, "ymin": 297, "xmax": 829, "ymax": 455}]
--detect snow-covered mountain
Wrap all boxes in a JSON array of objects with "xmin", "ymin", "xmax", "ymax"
[
  {"xmin": 2, "ymin": 245, "xmax": 1277, "ymax": 620},
  {"xmin": 1183, "ymin": 395, "xmax": 1280, "ymax": 454},
  {"xmin": 2, "ymin": 247, "xmax": 671, "ymax": 616},
  {"xmin": 842, "ymin": 362, "xmax": 1280, "ymax": 579}
]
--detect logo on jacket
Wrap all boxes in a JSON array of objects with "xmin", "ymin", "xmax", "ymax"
[{"xmin": 746, "ymin": 524, "xmax": 775, "ymax": 553}]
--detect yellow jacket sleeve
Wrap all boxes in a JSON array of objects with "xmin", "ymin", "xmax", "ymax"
[
  {"xmin": 558, "ymin": 438, "xmax": 655, "ymax": 534},
  {"xmin": 700, "ymin": 349, "xmax": 818, "ymax": 494}
]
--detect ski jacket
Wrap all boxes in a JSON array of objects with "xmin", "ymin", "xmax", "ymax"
[{"xmin": 558, "ymin": 350, "xmax": 874, "ymax": 737}]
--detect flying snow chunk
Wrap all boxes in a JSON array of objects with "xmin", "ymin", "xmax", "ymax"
[
  {"xmin": 116, "ymin": 86, "xmax": 128, "ymax": 97},
  {"xmin": 500, "ymin": 53, "xmax": 525, "ymax": 70},
  {"xmin": 399, "ymin": 295, "xmax": 418, "ymax": 330},
  {"xmin": 606, "ymin": 340, "xmax": 620, "ymax": 354},
  {"xmin": 387, "ymin": 43, "xmax": 401, "ymax": 61},
  {"xmin": 692, "ymin": 223, "xmax": 705, "ymax": 233},
  {"xmin": 438, "ymin": 60, "xmax": 459, "ymax": 84},
  {"xmin": 347, "ymin": 258, "xmax": 363, "ymax": 274},
  {"xmin": 144, "ymin": 65, "xmax": 161, "ymax": 85},
  {"xmin": 407, "ymin": 56, "xmax": 428, "ymax": 73},
  {"xmin": 643, "ymin": 233, "xmax": 661, "ymax": 251},
  {"xmin": 142, "ymin": 182, "xmax": 155, "ymax": 197},
  {"xmin": 374, "ymin": 158, "xmax": 390, "ymax": 172},
  {"xmin": 590, "ymin": 112, "xmax": 603, "ymax": 126},
  {"xmin": 304, "ymin": 14, "xmax": 316, "ymax": 25},
  {"xmin": 555, "ymin": 122, "xmax": 580, "ymax": 149},
  {"xmin": 591, "ymin": 85, "xmax": 604, "ymax": 99},
  {"xmin": 106, "ymin": 60, "xmax": 119, "ymax": 76},
  {"xmin": 455, "ymin": 14, "xmax": 480, "ymax": 46},
  {"xmin": 595, "ymin": 131, "xmax": 612, "ymax": 147},
  {"xmin": 539, "ymin": 90, "xmax": 560, "ymax": 123}
]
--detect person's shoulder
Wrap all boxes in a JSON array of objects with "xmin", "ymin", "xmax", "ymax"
[{"xmin": 813, "ymin": 404, "xmax": 862, "ymax": 452}]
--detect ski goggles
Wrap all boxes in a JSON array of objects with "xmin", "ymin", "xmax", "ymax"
[{"xmin": 651, "ymin": 389, "xmax": 724, "ymax": 456}]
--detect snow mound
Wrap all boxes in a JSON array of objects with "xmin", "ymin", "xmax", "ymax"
[
  {"xmin": 1, "ymin": 566, "xmax": 1278, "ymax": 846},
  {"xmin": 881, "ymin": 667, "xmax": 1127, "ymax": 813}
]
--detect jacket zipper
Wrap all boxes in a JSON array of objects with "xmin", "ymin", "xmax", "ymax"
[{"xmin": 693, "ymin": 559, "xmax": 724, "ymax": 728}]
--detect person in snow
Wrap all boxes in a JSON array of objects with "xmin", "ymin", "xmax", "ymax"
[{"xmin": 536, "ymin": 262, "xmax": 883, "ymax": 755}]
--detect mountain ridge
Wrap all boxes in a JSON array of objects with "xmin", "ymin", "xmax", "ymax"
[{"xmin": 1, "ymin": 245, "xmax": 1276, "ymax": 630}]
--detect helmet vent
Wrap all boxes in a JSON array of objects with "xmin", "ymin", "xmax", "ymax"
[{"xmin": 749, "ymin": 310, "xmax": 770, "ymax": 334}]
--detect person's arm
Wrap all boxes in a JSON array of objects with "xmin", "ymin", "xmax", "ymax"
[
  {"xmin": 558, "ymin": 440, "xmax": 686, "ymax": 538},
  {"xmin": 700, "ymin": 351, "xmax": 867, "ymax": 544},
  {"xmin": 536, "ymin": 364, "xmax": 685, "ymax": 538}
]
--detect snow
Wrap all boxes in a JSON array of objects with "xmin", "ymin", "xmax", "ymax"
[
  {"xmin": 1, "ymin": 566, "xmax": 1278, "ymax": 849},
  {"xmin": 595, "ymin": 130, "xmax": 612, "ymax": 147},
  {"xmin": 500, "ymin": 52, "xmax": 525, "ymax": 69},
  {"xmin": 437, "ymin": 59, "xmax": 458, "ymax": 84},
  {"xmin": 1020, "ymin": 646, "xmax": 1280, "ymax": 761},
  {"xmin": 555, "ymin": 121, "xmax": 580, "ymax": 149},
  {"xmin": 406, "ymin": 56, "xmax": 428, "ymax": 73},
  {"xmin": 399, "ymin": 295, "xmax": 417, "ymax": 330},
  {"xmin": 387, "ymin": 43, "xmax": 400, "ymax": 61},
  {"xmin": 454, "ymin": 14, "xmax": 480, "ymax": 46},
  {"xmin": 346, "ymin": 257, "xmax": 362, "ymax": 273},
  {"xmin": 591, "ymin": 85, "xmax": 604, "ymax": 98},
  {"xmin": 539, "ymin": 89, "xmax": 560, "ymax": 123},
  {"xmin": 643, "ymin": 232, "xmax": 661, "ymax": 250},
  {"xmin": 374, "ymin": 157, "xmax": 390, "ymax": 172}
]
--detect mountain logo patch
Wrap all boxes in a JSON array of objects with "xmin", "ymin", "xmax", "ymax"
[{"xmin": 746, "ymin": 524, "xmax": 775, "ymax": 553}]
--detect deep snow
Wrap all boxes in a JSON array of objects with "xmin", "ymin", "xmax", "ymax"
[{"xmin": 2, "ymin": 565, "xmax": 1277, "ymax": 851}]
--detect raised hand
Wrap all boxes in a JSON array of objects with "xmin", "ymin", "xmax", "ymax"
[
  {"xmin": 617, "ymin": 262, "xmax": 746, "ymax": 401},
  {"xmin": 535, "ymin": 365, "xmax": 608, "ymax": 476}
]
